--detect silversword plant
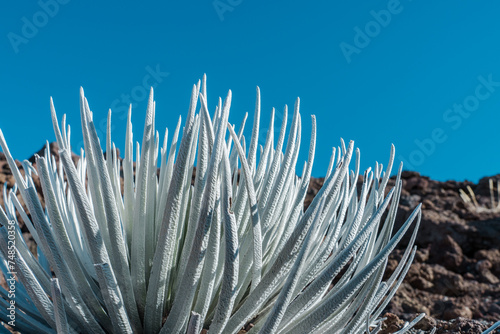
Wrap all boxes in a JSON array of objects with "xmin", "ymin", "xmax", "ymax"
[
  {"xmin": 460, "ymin": 179, "xmax": 500, "ymax": 213},
  {"xmin": 0, "ymin": 76, "xmax": 423, "ymax": 333}
]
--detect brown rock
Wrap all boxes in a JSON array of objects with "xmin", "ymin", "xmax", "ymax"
[
  {"xmin": 443, "ymin": 305, "xmax": 473, "ymax": 320},
  {"xmin": 380, "ymin": 313, "xmax": 405, "ymax": 334}
]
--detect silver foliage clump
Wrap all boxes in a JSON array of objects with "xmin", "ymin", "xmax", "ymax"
[
  {"xmin": 459, "ymin": 179, "xmax": 500, "ymax": 213},
  {"xmin": 0, "ymin": 77, "xmax": 422, "ymax": 334}
]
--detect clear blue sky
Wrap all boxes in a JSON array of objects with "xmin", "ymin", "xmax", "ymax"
[{"xmin": 1, "ymin": 0, "xmax": 500, "ymax": 182}]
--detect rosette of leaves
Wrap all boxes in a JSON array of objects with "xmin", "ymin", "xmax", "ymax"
[
  {"xmin": 0, "ymin": 77, "xmax": 423, "ymax": 334},
  {"xmin": 459, "ymin": 179, "xmax": 500, "ymax": 213}
]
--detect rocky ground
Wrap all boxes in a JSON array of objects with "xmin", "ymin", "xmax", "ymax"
[
  {"xmin": 307, "ymin": 172, "xmax": 500, "ymax": 333},
  {"xmin": 1, "ymin": 143, "xmax": 499, "ymax": 333}
]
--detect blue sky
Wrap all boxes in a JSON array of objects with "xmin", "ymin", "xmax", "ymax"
[{"xmin": 1, "ymin": 0, "xmax": 500, "ymax": 182}]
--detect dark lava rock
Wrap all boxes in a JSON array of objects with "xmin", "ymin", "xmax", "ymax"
[{"xmin": 305, "ymin": 169, "xmax": 500, "ymax": 332}]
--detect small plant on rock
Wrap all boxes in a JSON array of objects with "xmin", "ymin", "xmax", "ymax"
[{"xmin": 460, "ymin": 179, "xmax": 500, "ymax": 213}]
